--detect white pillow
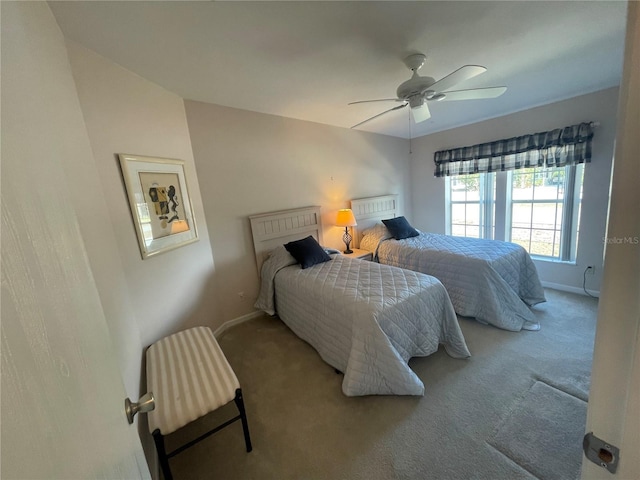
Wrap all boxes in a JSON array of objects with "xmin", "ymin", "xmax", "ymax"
[{"xmin": 360, "ymin": 223, "xmax": 391, "ymax": 252}]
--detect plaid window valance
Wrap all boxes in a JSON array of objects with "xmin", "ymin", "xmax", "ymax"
[{"xmin": 434, "ymin": 122, "xmax": 594, "ymax": 178}]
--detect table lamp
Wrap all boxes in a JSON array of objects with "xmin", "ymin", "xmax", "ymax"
[{"xmin": 336, "ymin": 209, "xmax": 357, "ymax": 254}]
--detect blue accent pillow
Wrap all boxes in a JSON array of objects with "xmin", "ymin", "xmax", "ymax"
[
  {"xmin": 284, "ymin": 235, "xmax": 332, "ymax": 269},
  {"xmin": 382, "ymin": 216, "xmax": 419, "ymax": 240}
]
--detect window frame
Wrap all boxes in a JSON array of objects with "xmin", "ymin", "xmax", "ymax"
[
  {"xmin": 445, "ymin": 172, "xmax": 496, "ymax": 240},
  {"xmin": 506, "ymin": 164, "xmax": 583, "ymax": 262}
]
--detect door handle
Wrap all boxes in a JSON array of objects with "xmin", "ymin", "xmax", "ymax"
[{"xmin": 125, "ymin": 392, "xmax": 155, "ymax": 424}]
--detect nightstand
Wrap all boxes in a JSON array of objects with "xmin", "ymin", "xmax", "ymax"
[{"xmin": 341, "ymin": 248, "xmax": 373, "ymax": 261}]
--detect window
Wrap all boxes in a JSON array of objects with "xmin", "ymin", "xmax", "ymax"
[
  {"xmin": 445, "ymin": 166, "xmax": 584, "ymax": 261},
  {"xmin": 447, "ymin": 173, "xmax": 495, "ymax": 239},
  {"xmin": 508, "ymin": 165, "xmax": 584, "ymax": 261}
]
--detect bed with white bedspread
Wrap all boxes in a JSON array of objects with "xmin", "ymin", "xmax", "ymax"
[
  {"xmin": 250, "ymin": 206, "xmax": 470, "ymax": 397},
  {"xmin": 352, "ymin": 195, "xmax": 546, "ymax": 332}
]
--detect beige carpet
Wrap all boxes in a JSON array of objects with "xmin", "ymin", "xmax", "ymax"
[
  {"xmin": 488, "ymin": 381, "xmax": 587, "ymax": 479},
  {"xmin": 167, "ymin": 288, "xmax": 597, "ymax": 480}
]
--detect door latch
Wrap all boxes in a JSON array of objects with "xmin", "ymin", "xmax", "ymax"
[{"xmin": 583, "ymin": 432, "xmax": 619, "ymax": 474}]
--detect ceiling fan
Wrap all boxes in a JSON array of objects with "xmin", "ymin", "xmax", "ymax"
[{"xmin": 349, "ymin": 53, "xmax": 507, "ymax": 129}]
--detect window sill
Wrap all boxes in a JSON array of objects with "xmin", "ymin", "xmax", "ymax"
[{"xmin": 530, "ymin": 256, "xmax": 576, "ymax": 265}]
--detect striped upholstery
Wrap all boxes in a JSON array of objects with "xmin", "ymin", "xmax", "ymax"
[{"xmin": 146, "ymin": 326, "xmax": 240, "ymax": 435}]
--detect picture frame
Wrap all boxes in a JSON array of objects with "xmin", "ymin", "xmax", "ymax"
[{"xmin": 118, "ymin": 154, "xmax": 198, "ymax": 259}]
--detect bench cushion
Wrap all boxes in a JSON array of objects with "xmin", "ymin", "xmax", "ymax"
[{"xmin": 146, "ymin": 326, "xmax": 240, "ymax": 435}]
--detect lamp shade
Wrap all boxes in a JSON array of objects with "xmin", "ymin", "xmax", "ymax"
[{"xmin": 335, "ymin": 209, "xmax": 357, "ymax": 227}]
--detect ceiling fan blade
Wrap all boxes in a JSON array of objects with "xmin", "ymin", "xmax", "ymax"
[
  {"xmin": 428, "ymin": 65, "xmax": 487, "ymax": 93},
  {"xmin": 348, "ymin": 98, "xmax": 404, "ymax": 105},
  {"xmin": 351, "ymin": 103, "xmax": 408, "ymax": 129},
  {"xmin": 439, "ymin": 86, "xmax": 507, "ymax": 101},
  {"xmin": 411, "ymin": 102, "xmax": 431, "ymax": 123}
]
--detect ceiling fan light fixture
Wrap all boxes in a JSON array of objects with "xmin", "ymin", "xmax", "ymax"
[
  {"xmin": 431, "ymin": 93, "xmax": 446, "ymax": 101},
  {"xmin": 411, "ymin": 102, "xmax": 431, "ymax": 123}
]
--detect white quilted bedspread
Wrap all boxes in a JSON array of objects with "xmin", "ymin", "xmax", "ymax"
[
  {"xmin": 362, "ymin": 231, "xmax": 546, "ymax": 331},
  {"xmin": 255, "ymin": 246, "xmax": 470, "ymax": 396}
]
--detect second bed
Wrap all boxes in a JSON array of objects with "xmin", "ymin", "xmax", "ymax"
[{"xmin": 352, "ymin": 195, "xmax": 546, "ymax": 332}]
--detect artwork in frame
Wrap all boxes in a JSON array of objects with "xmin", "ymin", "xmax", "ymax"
[{"xmin": 118, "ymin": 154, "xmax": 198, "ymax": 259}]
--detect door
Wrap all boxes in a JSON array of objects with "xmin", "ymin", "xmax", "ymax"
[
  {"xmin": 1, "ymin": 2, "xmax": 150, "ymax": 478},
  {"xmin": 582, "ymin": 2, "xmax": 640, "ymax": 478},
  {"xmin": 1, "ymin": 204, "xmax": 150, "ymax": 480}
]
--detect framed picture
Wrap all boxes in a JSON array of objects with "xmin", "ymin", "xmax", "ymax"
[{"xmin": 118, "ymin": 154, "xmax": 198, "ymax": 259}]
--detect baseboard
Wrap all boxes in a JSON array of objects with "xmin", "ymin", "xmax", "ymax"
[
  {"xmin": 213, "ymin": 310, "xmax": 264, "ymax": 338},
  {"xmin": 541, "ymin": 281, "xmax": 600, "ymax": 298}
]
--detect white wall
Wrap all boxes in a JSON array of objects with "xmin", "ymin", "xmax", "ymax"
[
  {"xmin": 65, "ymin": 42, "xmax": 222, "ymax": 478},
  {"xmin": 66, "ymin": 42, "xmax": 221, "ymax": 351},
  {"xmin": 184, "ymin": 101, "xmax": 411, "ymax": 323},
  {"xmin": 409, "ymin": 87, "xmax": 619, "ymax": 293}
]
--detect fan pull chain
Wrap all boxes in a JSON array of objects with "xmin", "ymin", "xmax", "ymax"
[{"xmin": 409, "ymin": 107, "xmax": 413, "ymax": 154}]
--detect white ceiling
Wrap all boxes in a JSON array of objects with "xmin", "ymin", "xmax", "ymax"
[{"xmin": 50, "ymin": 1, "xmax": 627, "ymax": 139}]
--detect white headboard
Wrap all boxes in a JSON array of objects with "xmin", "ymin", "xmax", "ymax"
[
  {"xmin": 249, "ymin": 206, "xmax": 324, "ymax": 274},
  {"xmin": 350, "ymin": 194, "xmax": 398, "ymax": 247}
]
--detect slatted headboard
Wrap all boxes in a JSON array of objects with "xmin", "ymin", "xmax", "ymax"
[
  {"xmin": 249, "ymin": 206, "xmax": 324, "ymax": 274},
  {"xmin": 350, "ymin": 194, "xmax": 398, "ymax": 247}
]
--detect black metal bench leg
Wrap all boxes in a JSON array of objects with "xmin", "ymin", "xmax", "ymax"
[
  {"xmin": 233, "ymin": 388, "xmax": 253, "ymax": 452},
  {"xmin": 153, "ymin": 429, "xmax": 173, "ymax": 480}
]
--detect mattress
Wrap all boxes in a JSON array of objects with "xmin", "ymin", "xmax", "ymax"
[
  {"xmin": 361, "ymin": 228, "xmax": 546, "ymax": 331},
  {"xmin": 254, "ymin": 246, "xmax": 470, "ymax": 396}
]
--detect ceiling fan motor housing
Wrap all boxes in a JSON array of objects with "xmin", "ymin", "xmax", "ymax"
[
  {"xmin": 408, "ymin": 95, "xmax": 424, "ymax": 108},
  {"xmin": 396, "ymin": 75, "xmax": 435, "ymax": 101}
]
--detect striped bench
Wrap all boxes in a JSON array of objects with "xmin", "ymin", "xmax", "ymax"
[{"xmin": 146, "ymin": 326, "xmax": 252, "ymax": 480}]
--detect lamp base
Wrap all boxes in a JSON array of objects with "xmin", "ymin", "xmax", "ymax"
[{"xmin": 342, "ymin": 227, "xmax": 353, "ymax": 255}]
